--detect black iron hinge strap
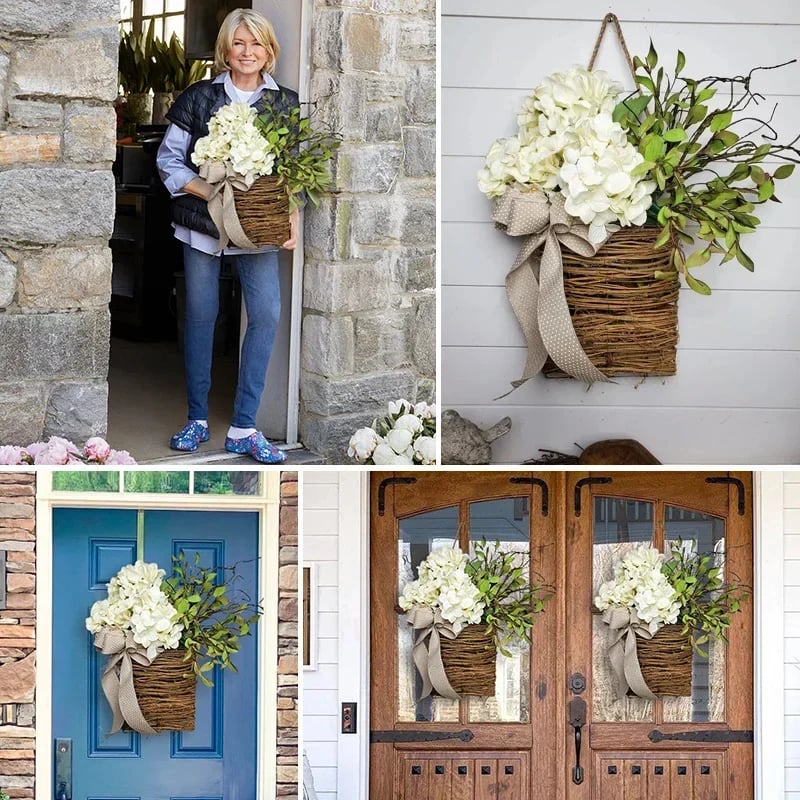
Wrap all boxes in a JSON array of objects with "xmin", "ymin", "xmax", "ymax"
[
  {"xmin": 370, "ymin": 728, "xmax": 474, "ymax": 743},
  {"xmin": 574, "ymin": 477, "xmax": 613, "ymax": 517},
  {"xmin": 649, "ymin": 728, "xmax": 753, "ymax": 743},
  {"xmin": 704, "ymin": 476, "xmax": 746, "ymax": 516},
  {"xmin": 509, "ymin": 477, "xmax": 549, "ymax": 516},
  {"xmin": 377, "ymin": 477, "xmax": 418, "ymax": 516}
]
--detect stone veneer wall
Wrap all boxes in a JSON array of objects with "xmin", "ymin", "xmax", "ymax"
[
  {"xmin": 0, "ymin": 2, "xmax": 117, "ymax": 445},
  {"xmin": 278, "ymin": 472, "xmax": 299, "ymax": 798},
  {"xmin": 302, "ymin": 0, "xmax": 436, "ymax": 460},
  {"xmin": 0, "ymin": 472, "xmax": 36, "ymax": 799}
]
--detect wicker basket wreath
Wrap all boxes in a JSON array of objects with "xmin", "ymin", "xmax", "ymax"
[
  {"xmin": 130, "ymin": 649, "xmax": 196, "ymax": 731},
  {"xmin": 634, "ymin": 624, "xmax": 693, "ymax": 697},
  {"xmin": 438, "ymin": 624, "xmax": 497, "ymax": 697},
  {"xmin": 232, "ymin": 175, "xmax": 291, "ymax": 247}
]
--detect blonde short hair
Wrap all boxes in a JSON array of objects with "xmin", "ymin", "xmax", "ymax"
[{"xmin": 214, "ymin": 8, "xmax": 280, "ymax": 75}]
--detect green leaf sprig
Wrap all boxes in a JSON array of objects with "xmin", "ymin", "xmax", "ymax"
[
  {"xmin": 254, "ymin": 102, "xmax": 342, "ymax": 211},
  {"xmin": 465, "ymin": 539, "xmax": 551, "ymax": 657},
  {"xmin": 615, "ymin": 43, "xmax": 799, "ymax": 294},
  {"xmin": 162, "ymin": 551, "xmax": 262, "ymax": 687},
  {"xmin": 118, "ymin": 22, "xmax": 157, "ymax": 95},
  {"xmin": 661, "ymin": 540, "xmax": 750, "ymax": 656},
  {"xmin": 1, "ymin": 788, "xmax": 10, "ymax": 800},
  {"xmin": 151, "ymin": 33, "xmax": 207, "ymax": 93}
]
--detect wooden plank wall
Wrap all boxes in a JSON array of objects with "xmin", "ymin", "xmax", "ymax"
[{"xmin": 441, "ymin": 1, "xmax": 800, "ymax": 464}]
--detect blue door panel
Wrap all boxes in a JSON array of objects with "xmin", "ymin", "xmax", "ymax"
[{"xmin": 53, "ymin": 508, "xmax": 260, "ymax": 800}]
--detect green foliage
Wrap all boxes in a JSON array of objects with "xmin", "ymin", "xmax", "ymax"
[
  {"xmin": 254, "ymin": 103, "xmax": 342, "ymax": 211},
  {"xmin": 52, "ymin": 471, "xmax": 121, "ymax": 492},
  {"xmin": 151, "ymin": 33, "xmax": 207, "ymax": 93},
  {"xmin": 465, "ymin": 539, "xmax": 551, "ymax": 657},
  {"xmin": 118, "ymin": 21, "xmax": 157, "ymax": 94},
  {"xmin": 661, "ymin": 540, "xmax": 750, "ymax": 656},
  {"xmin": 0, "ymin": 788, "xmax": 10, "ymax": 800},
  {"xmin": 616, "ymin": 42, "xmax": 800, "ymax": 293},
  {"xmin": 162, "ymin": 552, "xmax": 262, "ymax": 687}
]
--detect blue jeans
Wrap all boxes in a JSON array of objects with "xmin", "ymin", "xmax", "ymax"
[{"xmin": 182, "ymin": 244, "xmax": 281, "ymax": 428}]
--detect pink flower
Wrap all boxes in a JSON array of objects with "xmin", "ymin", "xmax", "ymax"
[
  {"xmin": 47, "ymin": 436, "xmax": 82, "ymax": 457},
  {"xmin": 33, "ymin": 441, "xmax": 71, "ymax": 465},
  {"xmin": 0, "ymin": 445, "xmax": 27, "ymax": 465},
  {"xmin": 84, "ymin": 437, "xmax": 111, "ymax": 463},
  {"xmin": 105, "ymin": 449, "xmax": 137, "ymax": 465},
  {"xmin": 24, "ymin": 441, "xmax": 47, "ymax": 459}
]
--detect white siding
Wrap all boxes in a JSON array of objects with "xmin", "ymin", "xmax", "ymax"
[
  {"xmin": 441, "ymin": 2, "xmax": 800, "ymax": 464},
  {"xmin": 303, "ymin": 471, "xmax": 341, "ymax": 800},
  {"xmin": 787, "ymin": 472, "xmax": 800, "ymax": 798}
]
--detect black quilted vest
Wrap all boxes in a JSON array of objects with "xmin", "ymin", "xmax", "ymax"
[{"xmin": 165, "ymin": 77, "xmax": 299, "ymax": 239}]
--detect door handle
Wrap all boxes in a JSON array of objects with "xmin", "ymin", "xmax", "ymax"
[
  {"xmin": 568, "ymin": 697, "xmax": 587, "ymax": 785},
  {"xmin": 54, "ymin": 738, "xmax": 71, "ymax": 800}
]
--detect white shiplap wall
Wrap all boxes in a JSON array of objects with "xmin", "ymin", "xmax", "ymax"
[
  {"xmin": 303, "ymin": 471, "xmax": 341, "ymax": 800},
  {"xmin": 441, "ymin": 1, "xmax": 800, "ymax": 464},
  {"xmin": 786, "ymin": 472, "xmax": 800, "ymax": 798}
]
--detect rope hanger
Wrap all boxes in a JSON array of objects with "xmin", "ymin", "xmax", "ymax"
[{"xmin": 588, "ymin": 12, "xmax": 636, "ymax": 81}]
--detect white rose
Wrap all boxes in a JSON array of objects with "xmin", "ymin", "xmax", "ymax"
[
  {"xmin": 372, "ymin": 441, "xmax": 413, "ymax": 465},
  {"xmin": 348, "ymin": 427, "xmax": 379, "ymax": 462},
  {"xmin": 386, "ymin": 428, "xmax": 414, "ymax": 454},
  {"xmin": 413, "ymin": 435, "xmax": 436, "ymax": 465},
  {"xmin": 393, "ymin": 414, "xmax": 423, "ymax": 434},
  {"xmin": 388, "ymin": 398, "xmax": 413, "ymax": 416}
]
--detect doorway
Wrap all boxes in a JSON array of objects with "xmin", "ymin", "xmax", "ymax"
[{"xmin": 370, "ymin": 471, "xmax": 754, "ymax": 799}]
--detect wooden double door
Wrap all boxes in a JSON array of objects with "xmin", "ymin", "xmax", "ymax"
[{"xmin": 370, "ymin": 472, "xmax": 753, "ymax": 800}]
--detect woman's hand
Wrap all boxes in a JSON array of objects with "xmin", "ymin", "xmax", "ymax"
[
  {"xmin": 282, "ymin": 208, "xmax": 300, "ymax": 250},
  {"xmin": 183, "ymin": 177, "xmax": 213, "ymax": 200}
]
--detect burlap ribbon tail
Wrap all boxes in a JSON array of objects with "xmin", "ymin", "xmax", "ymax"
[
  {"xmin": 199, "ymin": 162, "xmax": 257, "ymax": 251},
  {"xmin": 405, "ymin": 606, "xmax": 461, "ymax": 701},
  {"xmin": 93, "ymin": 629, "xmax": 157, "ymax": 735},
  {"xmin": 493, "ymin": 190, "xmax": 612, "ymax": 390},
  {"xmin": 602, "ymin": 607, "xmax": 658, "ymax": 701}
]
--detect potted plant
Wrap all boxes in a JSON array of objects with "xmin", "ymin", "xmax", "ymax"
[
  {"xmin": 151, "ymin": 33, "xmax": 207, "ymax": 125},
  {"xmin": 595, "ymin": 542, "xmax": 748, "ymax": 699},
  {"xmin": 118, "ymin": 22, "xmax": 156, "ymax": 126},
  {"xmin": 86, "ymin": 553, "xmax": 260, "ymax": 734},
  {"xmin": 190, "ymin": 100, "xmax": 341, "ymax": 248},
  {"xmin": 348, "ymin": 399, "xmax": 437, "ymax": 465},
  {"xmin": 398, "ymin": 540, "xmax": 550, "ymax": 698}
]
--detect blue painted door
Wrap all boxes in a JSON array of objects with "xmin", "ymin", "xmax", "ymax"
[{"xmin": 53, "ymin": 508, "xmax": 260, "ymax": 800}]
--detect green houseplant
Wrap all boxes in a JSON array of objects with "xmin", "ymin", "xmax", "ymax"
[
  {"xmin": 151, "ymin": 33, "xmax": 207, "ymax": 124},
  {"xmin": 118, "ymin": 23, "xmax": 156, "ymax": 126}
]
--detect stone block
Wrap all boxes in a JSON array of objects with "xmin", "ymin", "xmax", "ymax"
[
  {"xmin": 401, "ymin": 251, "xmax": 435, "ymax": 292},
  {"xmin": 365, "ymin": 75, "xmax": 405, "ymax": 102},
  {"xmin": 0, "ymin": 52, "xmax": 9, "ymax": 124},
  {"xmin": 399, "ymin": 18, "xmax": 436, "ymax": 61},
  {"xmin": 279, "ymin": 597, "xmax": 298, "ymax": 622},
  {"xmin": 304, "ymin": 259, "xmax": 391, "ymax": 313},
  {"xmin": 417, "ymin": 377, "xmax": 436, "ymax": 404},
  {"xmin": 0, "ymin": 251, "xmax": 15, "ymax": 308},
  {"xmin": 11, "ymin": 32, "xmax": 118, "ymax": 102},
  {"xmin": 44, "ymin": 381, "xmax": 108, "ymax": 442},
  {"xmin": 7, "ymin": 99, "xmax": 63, "ymax": 130},
  {"xmin": 342, "ymin": 13, "xmax": 399, "ymax": 74},
  {"xmin": 366, "ymin": 104, "xmax": 402, "ymax": 142},
  {"xmin": 299, "ymin": 409, "xmax": 378, "ymax": 462},
  {"xmin": 351, "ymin": 197, "xmax": 402, "ymax": 244},
  {"xmin": 0, "ymin": 652, "xmax": 35, "ymax": 703},
  {"xmin": 0, "ymin": 133, "xmax": 59, "ymax": 165},
  {"xmin": 400, "ymin": 196, "xmax": 436, "ymax": 247},
  {"xmin": 0, "ymin": 310, "xmax": 110, "ymax": 381},
  {"xmin": 402, "ymin": 126, "xmax": 435, "ymax": 177},
  {"xmin": 373, "ymin": 0, "xmax": 435, "ymax": 11},
  {"xmin": 63, "ymin": 103, "xmax": 116, "ymax": 163},
  {"xmin": 279, "ymin": 565, "xmax": 298, "ymax": 591},
  {"xmin": 312, "ymin": 10, "xmax": 344, "ymax": 70},
  {"xmin": 413, "ymin": 293, "xmax": 436, "ymax": 377},
  {"xmin": 354, "ymin": 309, "xmax": 412, "ymax": 372},
  {"xmin": 404, "ymin": 62, "xmax": 436, "ymax": 124},
  {"xmin": 309, "ymin": 70, "xmax": 365, "ymax": 140},
  {"xmin": 17, "ymin": 245, "xmax": 112, "ymax": 309},
  {"xmin": 6, "ymin": 574, "xmax": 34, "ymax": 593},
  {"xmin": 301, "ymin": 369, "xmax": 417, "ymax": 417},
  {"xmin": 0, "ymin": 168, "xmax": 115, "ymax": 243},
  {"xmin": 0, "ymin": 0, "xmax": 118, "ymax": 34},
  {"xmin": 335, "ymin": 144, "xmax": 402, "ymax": 193},
  {"xmin": 0, "ymin": 384, "xmax": 46, "ymax": 445},
  {"xmin": 304, "ymin": 196, "xmax": 351, "ymax": 262},
  {"xmin": 301, "ymin": 314, "xmax": 354, "ymax": 376}
]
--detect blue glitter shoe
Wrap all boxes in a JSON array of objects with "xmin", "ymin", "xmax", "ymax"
[
  {"xmin": 170, "ymin": 421, "xmax": 211, "ymax": 452},
  {"xmin": 224, "ymin": 431, "xmax": 287, "ymax": 464}
]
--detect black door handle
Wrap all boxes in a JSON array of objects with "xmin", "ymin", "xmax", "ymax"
[{"xmin": 568, "ymin": 697, "xmax": 587, "ymax": 785}]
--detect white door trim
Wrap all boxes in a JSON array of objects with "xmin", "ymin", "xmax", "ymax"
[{"xmin": 34, "ymin": 471, "xmax": 282, "ymax": 800}]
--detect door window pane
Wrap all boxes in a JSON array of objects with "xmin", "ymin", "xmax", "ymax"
[
  {"xmin": 662, "ymin": 506, "xmax": 726, "ymax": 723},
  {"xmin": 592, "ymin": 497, "xmax": 655, "ymax": 722},
  {"xmin": 397, "ymin": 506, "xmax": 460, "ymax": 722},
  {"xmin": 123, "ymin": 471, "xmax": 190, "ymax": 493},
  {"xmin": 52, "ymin": 472, "xmax": 121, "ymax": 492},
  {"xmin": 468, "ymin": 498, "xmax": 530, "ymax": 723},
  {"xmin": 193, "ymin": 471, "xmax": 260, "ymax": 495}
]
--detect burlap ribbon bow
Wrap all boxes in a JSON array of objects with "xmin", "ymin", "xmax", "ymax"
[
  {"xmin": 493, "ymin": 189, "xmax": 612, "ymax": 389},
  {"xmin": 94, "ymin": 629, "xmax": 157, "ymax": 735},
  {"xmin": 602, "ymin": 607, "xmax": 658, "ymax": 701},
  {"xmin": 406, "ymin": 606, "xmax": 461, "ymax": 701},
  {"xmin": 199, "ymin": 162, "xmax": 257, "ymax": 251}
]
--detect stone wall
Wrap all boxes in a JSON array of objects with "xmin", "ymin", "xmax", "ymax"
[
  {"xmin": 278, "ymin": 471, "xmax": 299, "ymax": 798},
  {"xmin": 0, "ymin": 2, "xmax": 118, "ymax": 445},
  {"xmin": 0, "ymin": 472, "xmax": 36, "ymax": 800},
  {"xmin": 302, "ymin": 0, "xmax": 437, "ymax": 460}
]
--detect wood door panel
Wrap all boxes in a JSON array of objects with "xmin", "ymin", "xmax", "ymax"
[
  {"xmin": 496, "ymin": 756, "xmax": 524, "ymax": 800},
  {"xmin": 476, "ymin": 759, "xmax": 499, "ymax": 800},
  {"xmin": 589, "ymin": 723, "xmax": 733, "ymax": 751},
  {"xmin": 452, "ymin": 756, "xmax": 477, "ymax": 800}
]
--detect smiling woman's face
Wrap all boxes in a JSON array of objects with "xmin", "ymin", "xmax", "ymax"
[{"xmin": 226, "ymin": 23, "xmax": 269, "ymax": 85}]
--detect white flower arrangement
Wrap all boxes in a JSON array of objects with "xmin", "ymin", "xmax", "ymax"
[
  {"xmin": 595, "ymin": 544, "xmax": 681, "ymax": 634},
  {"xmin": 477, "ymin": 65, "xmax": 656, "ymax": 244},
  {"xmin": 348, "ymin": 399, "xmax": 437, "ymax": 465},
  {"xmin": 192, "ymin": 101, "xmax": 276, "ymax": 187},
  {"xmin": 86, "ymin": 561, "xmax": 184, "ymax": 660}
]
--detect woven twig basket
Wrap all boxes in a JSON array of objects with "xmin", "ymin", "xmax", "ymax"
[
  {"xmin": 232, "ymin": 175, "xmax": 291, "ymax": 247},
  {"xmin": 636, "ymin": 624, "xmax": 693, "ymax": 697},
  {"xmin": 439, "ymin": 624, "xmax": 496, "ymax": 697},
  {"xmin": 544, "ymin": 226, "xmax": 679, "ymax": 378},
  {"xmin": 131, "ymin": 648, "xmax": 196, "ymax": 731}
]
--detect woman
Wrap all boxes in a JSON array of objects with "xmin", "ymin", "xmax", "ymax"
[{"xmin": 157, "ymin": 8, "xmax": 297, "ymax": 463}]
